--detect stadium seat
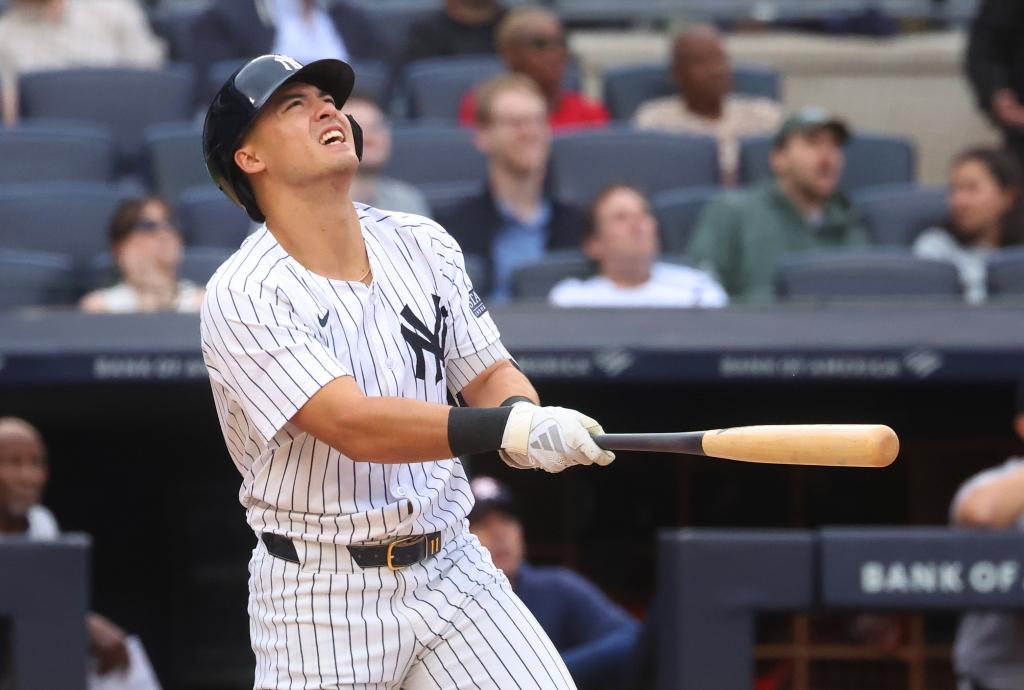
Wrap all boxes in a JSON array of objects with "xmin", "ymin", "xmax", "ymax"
[
  {"xmin": 0, "ymin": 183, "xmax": 126, "ymax": 269},
  {"xmin": 145, "ymin": 122, "xmax": 208, "ymax": 203},
  {"xmin": 400, "ymin": 55, "xmax": 581, "ymax": 120},
  {"xmin": 0, "ymin": 123, "xmax": 115, "ymax": 184},
  {"xmin": 987, "ymin": 247, "xmax": 1024, "ymax": 298},
  {"xmin": 603, "ymin": 63, "xmax": 781, "ymax": 121},
  {"xmin": 0, "ymin": 249, "xmax": 77, "ymax": 309},
  {"xmin": 149, "ymin": 7, "xmax": 202, "ymax": 63},
  {"xmin": 650, "ymin": 186, "xmax": 721, "ymax": 254},
  {"xmin": 510, "ymin": 251, "xmax": 591, "ymax": 301},
  {"xmin": 853, "ymin": 184, "xmax": 948, "ymax": 246},
  {"xmin": 175, "ymin": 186, "xmax": 252, "ymax": 249},
  {"xmin": 737, "ymin": 132, "xmax": 916, "ymax": 192},
  {"xmin": 18, "ymin": 67, "xmax": 195, "ymax": 174},
  {"xmin": 358, "ymin": 1, "xmax": 436, "ymax": 71},
  {"xmin": 179, "ymin": 247, "xmax": 235, "ymax": 285},
  {"xmin": 383, "ymin": 124, "xmax": 486, "ymax": 186},
  {"xmin": 549, "ymin": 128, "xmax": 719, "ymax": 207},
  {"xmin": 775, "ymin": 249, "xmax": 961, "ymax": 301},
  {"xmin": 420, "ymin": 181, "xmax": 481, "ymax": 217}
]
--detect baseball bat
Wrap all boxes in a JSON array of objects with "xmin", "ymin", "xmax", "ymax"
[{"xmin": 592, "ymin": 424, "xmax": 898, "ymax": 468}]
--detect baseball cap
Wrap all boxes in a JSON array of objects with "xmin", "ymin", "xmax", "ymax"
[
  {"xmin": 468, "ymin": 477, "xmax": 519, "ymax": 523},
  {"xmin": 773, "ymin": 106, "xmax": 850, "ymax": 148}
]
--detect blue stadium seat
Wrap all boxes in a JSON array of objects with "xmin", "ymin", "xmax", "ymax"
[
  {"xmin": 400, "ymin": 56, "xmax": 581, "ymax": 120},
  {"xmin": 549, "ymin": 128, "xmax": 719, "ymax": 207},
  {"xmin": 650, "ymin": 186, "xmax": 722, "ymax": 254},
  {"xmin": 175, "ymin": 186, "xmax": 251, "ymax": 249},
  {"xmin": 0, "ymin": 249, "xmax": 77, "ymax": 310},
  {"xmin": 358, "ymin": 1, "xmax": 436, "ymax": 71},
  {"xmin": 383, "ymin": 124, "xmax": 486, "ymax": 186},
  {"xmin": 179, "ymin": 247, "xmax": 234, "ymax": 285},
  {"xmin": 149, "ymin": 7, "xmax": 202, "ymax": 63},
  {"xmin": 853, "ymin": 184, "xmax": 948, "ymax": 246},
  {"xmin": 775, "ymin": 249, "xmax": 961, "ymax": 301},
  {"xmin": 738, "ymin": 132, "xmax": 916, "ymax": 192},
  {"xmin": 145, "ymin": 122, "xmax": 208, "ymax": 203},
  {"xmin": 603, "ymin": 63, "xmax": 781, "ymax": 121},
  {"xmin": 18, "ymin": 67, "xmax": 195, "ymax": 174},
  {"xmin": 510, "ymin": 251, "xmax": 591, "ymax": 301},
  {"xmin": 986, "ymin": 247, "xmax": 1024, "ymax": 298},
  {"xmin": 0, "ymin": 183, "xmax": 126, "ymax": 269},
  {"xmin": 0, "ymin": 123, "xmax": 115, "ymax": 184}
]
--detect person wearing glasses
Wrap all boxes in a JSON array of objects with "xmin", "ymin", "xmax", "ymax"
[
  {"xmin": 80, "ymin": 196, "xmax": 204, "ymax": 313},
  {"xmin": 458, "ymin": 6, "xmax": 609, "ymax": 131}
]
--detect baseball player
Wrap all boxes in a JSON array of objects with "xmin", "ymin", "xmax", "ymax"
[{"xmin": 199, "ymin": 54, "xmax": 615, "ymax": 690}]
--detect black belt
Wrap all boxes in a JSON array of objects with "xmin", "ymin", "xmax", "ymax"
[{"xmin": 261, "ymin": 531, "xmax": 444, "ymax": 571}]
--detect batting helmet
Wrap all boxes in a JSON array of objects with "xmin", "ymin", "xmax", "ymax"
[{"xmin": 202, "ymin": 54, "xmax": 364, "ymax": 223}]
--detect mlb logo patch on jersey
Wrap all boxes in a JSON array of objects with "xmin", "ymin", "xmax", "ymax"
[{"xmin": 468, "ymin": 289, "xmax": 488, "ymax": 318}]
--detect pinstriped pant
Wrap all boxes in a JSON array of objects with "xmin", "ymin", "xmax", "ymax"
[{"xmin": 249, "ymin": 526, "xmax": 576, "ymax": 690}]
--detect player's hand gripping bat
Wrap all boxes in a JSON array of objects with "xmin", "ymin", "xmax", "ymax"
[{"xmin": 592, "ymin": 424, "xmax": 898, "ymax": 468}]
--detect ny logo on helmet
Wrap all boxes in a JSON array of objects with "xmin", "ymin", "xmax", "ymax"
[{"xmin": 272, "ymin": 55, "xmax": 302, "ymax": 72}]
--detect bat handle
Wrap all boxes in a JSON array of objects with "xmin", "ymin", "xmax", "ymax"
[{"xmin": 592, "ymin": 432, "xmax": 705, "ymax": 454}]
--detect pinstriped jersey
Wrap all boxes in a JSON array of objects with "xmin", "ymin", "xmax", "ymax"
[{"xmin": 200, "ymin": 204, "xmax": 509, "ymax": 545}]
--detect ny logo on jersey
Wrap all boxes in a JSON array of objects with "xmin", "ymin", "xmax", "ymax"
[{"xmin": 400, "ymin": 294, "xmax": 448, "ymax": 383}]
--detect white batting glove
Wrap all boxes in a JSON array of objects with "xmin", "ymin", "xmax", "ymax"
[{"xmin": 498, "ymin": 402, "xmax": 615, "ymax": 473}]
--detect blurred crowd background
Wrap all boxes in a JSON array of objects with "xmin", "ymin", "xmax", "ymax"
[{"xmin": 1, "ymin": 1, "xmax": 1024, "ymax": 689}]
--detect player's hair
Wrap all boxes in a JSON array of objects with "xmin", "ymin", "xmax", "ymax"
[
  {"xmin": 473, "ymin": 73, "xmax": 546, "ymax": 126},
  {"xmin": 583, "ymin": 182, "xmax": 650, "ymax": 241},
  {"xmin": 947, "ymin": 147, "xmax": 1024, "ymax": 248},
  {"xmin": 108, "ymin": 197, "xmax": 175, "ymax": 247},
  {"xmin": 495, "ymin": 6, "xmax": 562, "ymax": 52}
]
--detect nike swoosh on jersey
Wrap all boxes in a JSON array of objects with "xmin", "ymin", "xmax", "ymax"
[{"xmin": 318, "ymin": 311, "xmax": 329, "ymax": 327}]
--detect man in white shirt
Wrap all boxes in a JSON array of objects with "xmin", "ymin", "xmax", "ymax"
[{"xmin": 549, "ymin": 184, "xmax": 727, "ymax": 308}]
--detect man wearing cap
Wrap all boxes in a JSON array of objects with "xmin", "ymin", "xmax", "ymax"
[
  {"xmin": 950, "ymin": 382, "xmax": 1024, "ymax": 690},
  {"xmin": 688, "ymin": 107, "xmax": 868, "ymax": 302},
  {"xmin": 468, "ymin": 477, "xmax": 639, "ymax": 690}
]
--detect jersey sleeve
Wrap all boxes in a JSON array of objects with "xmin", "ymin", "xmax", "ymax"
[
  {"xmin": 201, "ymin": 283, "xmax": 352, "ymax": 442},
  {"xmin": 427, "ymin": 225, "xmax": 512, "ymax": 395}
]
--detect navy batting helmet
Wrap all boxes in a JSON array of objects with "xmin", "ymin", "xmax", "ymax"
[{"xmin": 202, "ymin": 54, "xmax": 364, "ymax": 223}]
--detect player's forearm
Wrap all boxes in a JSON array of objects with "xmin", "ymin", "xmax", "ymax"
[
  {"xmin": 323, "ymin": 395, "xmax": 455, "ymax": 463},
  {"xmin": 460, "ymin": 359, "xmax": 539, "ymax": 408}
]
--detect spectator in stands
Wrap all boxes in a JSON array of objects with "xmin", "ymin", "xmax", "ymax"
[
  {"xmin": 0, "ymin": 0, "xmax": 164, "ymax": 123},
  {"xmin": 436, "ymin": 74, "xmax": 583, "ymax": 300},
  {"xmin": 458, "ymin": 7, "xmax": 609, "ymax": 131},
  {"xmin": 344, "ymin": 94, "xmax": 430, "ymax": 216},
  {"xmin": 633, "ymin": 25, "xmax": 782, "ymax": 186},
  {"xmin": 950, "ymin": 381, "xmax": 1024, "ymax": 690},
  {"xmin": 688, "ymin": 107, "xmax": 868, "ymax": 302},
  {"xmin": 0, "ymin": 417, "xmax": 136, "ymax": 680},
  {"xmin": 190, "ymin": 0, "xmax": 383, "ymax": 92},
  {"xmin": 966, "ymin": 1, "xmax": 1024, "ymax": 170},
  {"xmin": 468, "ymin": 476, "xmax": 639, "ymax": 690},
  {"xmin": 549, "ymin": 184, "xmax": 727, "ymax": 308},
  {"xmin": 402, "ymin": 0, "xmax": 506, "ymax": 66},
  {"xmin": 914, "ymin": 147, "xmax": 1023, "ymax": 304},
  {"xmin": 80, "ymin": 197, "xmax": 204, "ymax": 314}
]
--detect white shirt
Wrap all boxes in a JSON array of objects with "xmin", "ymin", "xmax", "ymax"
[
  {"xmin": 913, "ymin": 227, "xmax": 993, "ymax": 304},
  {"xmin": 269, "ymin": 0, "xmax": 348, "ymax": 65},
  {"xmin": 200, "ymin": 205, "xmax": 508, "ymax": 546},
  {"xmin": 548, "ymin": 262, "xmax": 729, "ymax": 308},
  {"xmin": 85, "ymin": 280, "xmax": 203, "ymax": 314}
]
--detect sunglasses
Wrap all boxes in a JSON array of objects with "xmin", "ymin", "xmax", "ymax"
[
  {"xmin": 133, "ymin": 218, "xmax": 175, "ymax": 233},
  {"xmin": 524, "ymin": 35, "xmax": 567, "ymax": 51}
]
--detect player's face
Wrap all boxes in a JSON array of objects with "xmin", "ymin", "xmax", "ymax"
[
  {"xmin": 238, "ymin": 82, "xmax": 359, "ymax": 188},
  {"xmin": 772, "ymin": 128, "xmax": 845, "ymax": 202},
  {"xmin": 504, "ymin": 18, "xmax": 568, "ymax": 93},
  {"xmin": 477, "ymin": 90, "xmax": 550, "ymax": 175},
  {"xmin": 586, "ymin": 187, "xmax": 659, "ymax": 267},
  {"xmin": 0, "ymin": 425, "xmax": 48, "ymax": 521},
  {"xmin": 948, "ymin": 158, "xmax": 1016, "ymax": 240},
  {"xmin": 470, "ymin": 511, "xmax": 525, "ymax": 579},
  {"xmin": 344, "ymin": 98, "xmax": 390, "ymax": 173}
]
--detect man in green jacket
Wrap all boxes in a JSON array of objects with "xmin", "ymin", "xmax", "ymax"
[{"xmin": 688, "ymin": 107, "xmax": 869, "ymax": 302}]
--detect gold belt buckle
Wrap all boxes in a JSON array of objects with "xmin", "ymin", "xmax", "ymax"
[{"xmin": 386, "ymin": 535, "xmax": 425, "ymax": 571}]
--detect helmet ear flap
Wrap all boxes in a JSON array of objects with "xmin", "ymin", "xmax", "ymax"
[{"xmin": 347, "ymin": 114, "xmax": 363, "ymax": 161}]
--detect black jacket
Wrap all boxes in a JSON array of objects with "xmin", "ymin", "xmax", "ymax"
[
  {"xmin": 400, "ymin": 9, "xmax": 506, "ymax": 66},
  {"xmin": 191, "ymin": 0, "xmax": 384, "ymax": 94},
  {"xmin": 966, "ymin": 0, "xmax": 1024, "ymax": 127},
  {"xmin": 434, "ymin": 184, "xmax": 583, "ymax": 296}
]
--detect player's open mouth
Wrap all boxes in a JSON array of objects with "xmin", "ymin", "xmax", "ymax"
[{"xmin": 319, "ymin": 129, "xmax": 346, "ymax": 146}]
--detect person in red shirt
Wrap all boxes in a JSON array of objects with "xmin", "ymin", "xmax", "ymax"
[{"xmin": 458, "ymin": 6, "xmax": 609, "ymax": 131}]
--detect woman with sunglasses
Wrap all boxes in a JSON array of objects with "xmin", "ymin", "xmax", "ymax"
[{"xmin": 80, "ymin": 197, "xmax": 204, "ymax": 313}]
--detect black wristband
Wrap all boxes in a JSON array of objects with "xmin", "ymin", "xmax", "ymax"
[
  {"xmin": 500, "ymin": 395, "xmax": 534, "ymax": 407},
  {"xmin": 448, "ymin": 406, "xmax": 513, "ymax": 457}
]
